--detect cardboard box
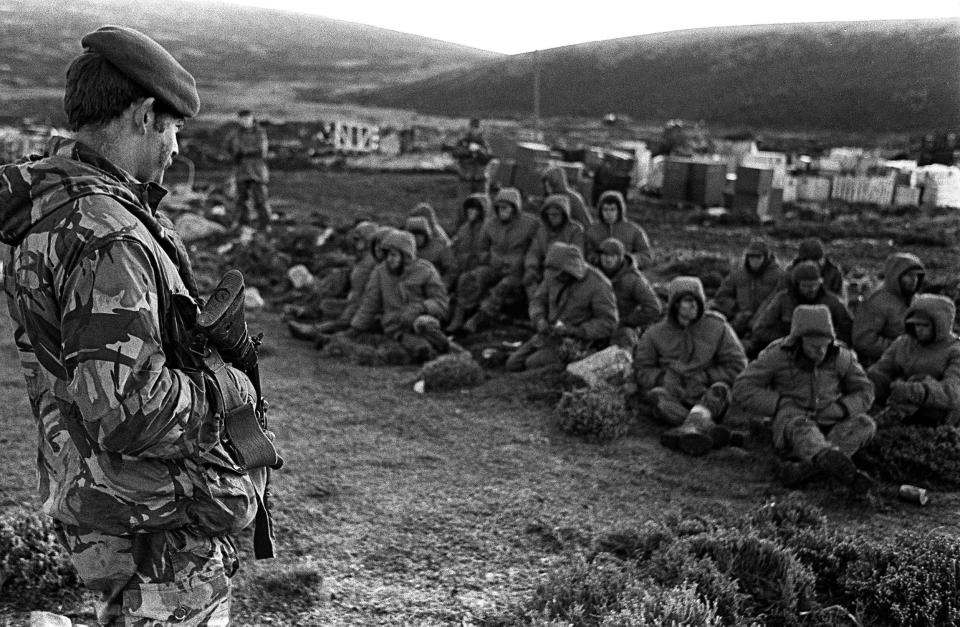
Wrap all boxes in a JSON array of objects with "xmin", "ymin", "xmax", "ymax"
[
  {"xmin": 688, "ymin": 161, "xmax": 727, "ymax": 206},
  {"xmin": 735, "ymin": 167, "xmax": 774, "ymax": 195},
  {"xmin": 797, "ymin": 175, "xmax": 832, "ymax": 202},
  {"xmin": 893, "ymin": 185, "xmax": 921, "ymax": 207},
  {"xmin": 490, "ymin": 158, "xmax": 516, "ymax": 189},
  {"xmin": 662, "ymin": 158, "xmax": 691, "ymax": 203}
]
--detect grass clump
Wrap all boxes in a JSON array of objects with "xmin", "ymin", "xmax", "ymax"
[
  {"xmin": 421, "ymin": 353, "xmax": 484, "ymax": 391},
  {"xmin": 855, "ymin": 425, "xmax": 960, "ymax": 489},
  {"xmin": 0, "ymin": 511, "xmax": 80, "ymax": 609},
  {"xmin": 494, "ymin": 497, "xmax": 960, "ymax": 626},
  {"xmin": 555, "ymin": 384, "xmax": 630, "ymax": 442}
]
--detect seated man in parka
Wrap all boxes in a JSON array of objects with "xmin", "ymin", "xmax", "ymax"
[
  {"xmin": 748, "ymin": 260, "xmax": 853, "ymax": 355},
  {"xmin": 523, "ymin": 194, "xmax": 585, "ymax": 301},
  {"xmin": 633, "ymin": 276, "xmax": 748, "ymax": 456},
  {"xmin": 732, "ymin": 305, "xmax": 875, "ymax": 492},
  {"xmin": 852, "ymin": 252, "xmax": 924, "ymax": 366},
  {"xmin": 584, "ymin": 190, "xmax": 654, "ymax": 270},
  {"xmin": 444, "ymin": 194, "xmax": 490, "ymax": 325},
  {"xmin": 452, "ymin": 187, "xmax": 539, "ymax": 333},
  {"xmin": 505, "ymin": 242, "xmax": 618, "ymax": 372},
  {"xmin": 596, "ymin": 237, "xmax": 662, "ymax": 349},
  {"xmin": 542, "ymin": 164, "xmax": 592, "ymax": 227},
  {"xmin": 711, "ymin": 237, "xmax": 784, "ymax": 338},
  {"xmin": 778, "ymin": 237, "xmax": 847, "ymax": 303},
  {"xmin": 868, "ymin": 294, "xmax": 960, "ymax": 427},
  {"xmin": 347, "ymin": 230, "xmax": 451, "ymax": 362},
  {"xmin": 405, "ymin": 215, "xmax": 456, "ymax": 288}
]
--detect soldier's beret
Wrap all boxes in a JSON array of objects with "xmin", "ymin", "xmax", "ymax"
[{"xmin": 80, "ymin": 25, "xmax": 200, "ymax": 118}]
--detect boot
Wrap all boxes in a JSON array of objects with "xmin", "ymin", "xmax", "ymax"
[
  {"xmin": 287, "ymin": 320, "xmax": 319, "ymax": 342},
  {"xmin": 812, "ymin": 447, "xmax": 874, "ymax": 494},
  {"xmin": 445, "ymin": 305, "xmax": 468, "ymax": 334},
  {"xmin": 462, "ymin": 309, "xmax": 490, "ymax": 335},
  {"xmin": 660, "ymin": 409, "xmax": 714, "ymax": 457},
  {"xmin": 419, "ymin": 324, "xmax": 451, "ymax": 355}
]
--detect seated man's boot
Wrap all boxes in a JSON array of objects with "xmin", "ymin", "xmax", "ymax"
[
  {"xmin": 462, "ymin": 309, "xmax": 490, "ymax": 335},
  {"xmin": 415, "ymin": 317, "xmax": 451, "ymax": 355},
  {"xmin": 661, "ymin": 406, "xmax": 715, "ymax": 457},
  {"xmin": 445, "ymin": 306, "xmax": 468, "ymax": 334},
  {"xmin": 812, "ymin": 447, "xmax": 874, "ymax": 494},
  {"xmin": 287, "ymin": 320, "xmax": 319, "ymax": 342}
]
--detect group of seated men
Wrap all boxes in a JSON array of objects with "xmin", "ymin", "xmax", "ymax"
[{"xmin": 288, "ymin": 168, "xmax": 958, "ymax": 491}]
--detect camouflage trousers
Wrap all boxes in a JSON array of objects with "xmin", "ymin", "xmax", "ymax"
[
  {"xmin": 55, "ymin": 522, "xmax": 239, "ymax": 626},
  {"xmin": 236, "ymin": 179, "xmax": 270, "ymax": 230}
]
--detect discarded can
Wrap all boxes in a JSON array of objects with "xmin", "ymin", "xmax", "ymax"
[{"xmin": 898, "ymin": 484, "xmax": 929, "ymax": 506}]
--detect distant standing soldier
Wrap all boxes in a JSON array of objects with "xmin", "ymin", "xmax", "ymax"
[
  {"xmin": 225, "ymin": 108, "xmax": 271, "ymax": 230},
  {"xmin": 453, "ymin": 117, "xmax": 492, "ymax": 199},
  {"xmin": 0, "ymin": 26, "xmax": 268, "ymax": 623}
]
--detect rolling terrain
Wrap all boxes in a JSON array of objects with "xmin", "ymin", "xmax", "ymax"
[{"xmin": 346, "ymin": 19, "xmax": 960, "ymax": 133}]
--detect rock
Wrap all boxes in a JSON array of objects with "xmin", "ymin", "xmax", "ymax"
[
  {"xmin": 413, "ymin": 379, "xmax": 425, "ymax": 394},
  {"xmin": 244, "ymin": 287, "xmax": 265, "ymax": 310},
  {"xmin": 565, "ymin": 345, "xmax": 633, "ymax": 388},
  {"xmin": 173, "ymin": 213, "xmax": 227, "ymax": 242},
  {"xmin": 287, "ymin": 264, "xmax": 317, "ymax": 289},
  {"xmin": 29, "ymin": 612, "xmax": 72, "ymax": 627}
]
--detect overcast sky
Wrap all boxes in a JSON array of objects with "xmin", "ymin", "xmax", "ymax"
[{"xmin": 215, "ymin": 0, "xmax": 960, "ymax": 54}]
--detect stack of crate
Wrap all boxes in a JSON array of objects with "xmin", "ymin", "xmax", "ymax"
[
  {"xmin": 797, "ymin": 176, "xmax": 832, "ymax": 202},
  {"xmin": 513, "ymin": 142, "xmax": 553, "ymax": 197},
  {"xmin": 733, "ymin": 166, "xmax": 775, "ymax": 222},
  {"xmin": 687, "ymin": 160, "xmax": 727, "ymax": 206},
  {"xmin": 661, "ymin": 157, "xmax": 694, "ymax": 203}
]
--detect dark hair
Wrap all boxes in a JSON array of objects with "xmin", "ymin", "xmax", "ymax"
[
  {"xmin": 64, "ymin": 53, "xmax": 179, "ymax": 131},
  {"xmin": 237, "ymin": 109, "xmax": 252, "ymax": 117}
]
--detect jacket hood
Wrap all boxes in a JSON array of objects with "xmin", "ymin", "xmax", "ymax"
[
  {"xmin": 788, "ymin": 304, "xmax": 836, "ymax": 342},
  {"xmin": 410, "ymin": 202, "xmax": 441, "ymax": 227},
  {"xmin": 882, "ymin": 252, "xmax": 924, "ymax": 298},
  {"xmin": 405, "ymin": 216, "xmax": 432, "ymax": 243},
  {"xmin": 542, "ymin": 165, "xmax": 570, "ymax": 191},
  {"xmin": 905, "ymin": 294, "xmax": 955, "ymax": 344},
  {"xmin": 540, "ymin": 194, "xmax": 571, "ymax": 227},
  {"xmin": 744, "ymin": 237, "xmax": 774, "ymax": 272},
  {"xmin": 493, "ymin": 187, "xmax": 522, "ymax": 215},
  {"xmin": 0, "ymin": 136, "xmax": 164, "ymax": 246},
  {"xmin": 462, "ymin": 193, "xmax": 490, "ymax": 221},
  {"xmin": 371, "ymin": 225, "xmax": 398, "ymax": 256},
  {"xmin": 796, "ymin": 237, "xmax": 825, "ymax": 262},
  {"xmin": 351, "ymin": 220, "xmax": 379, "ymax": 243},
  {"xmin": 381, "ymin": 229, "xmax": 417, "ymax": 261},
  {"xmin": 544, "ymin": 241, "xmax": 586, "ymax": 280},
  {"xmin": 596, "ymin": 190, "xmax": 626, "ymax": 223},
  {"xmin": 667, "ymin": 276, "xmax": 706, "ymax": 322}
]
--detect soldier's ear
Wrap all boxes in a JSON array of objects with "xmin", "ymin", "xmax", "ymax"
[{"xmin": 130, "ymin": 98, "xmax": 156, "ymax": 135}]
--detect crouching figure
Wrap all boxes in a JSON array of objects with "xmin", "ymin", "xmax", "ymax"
[
  {"xmin": 868, "ymin": 294, "xmax": 960, "ymax": 427},
  {"xmin": 345, "ymin": 230, "xmax": 451, "ymax": 362},
  {"xmin": 732, "ymin": 304, "xmax": 876, "ymax": 492},
  {"xmin": 633, "ymin": 276, "xmax": 747, "ymax": 456},
  {"xmin": 505, "ymin": 242, "xmax": 618, "ymax": 372}
]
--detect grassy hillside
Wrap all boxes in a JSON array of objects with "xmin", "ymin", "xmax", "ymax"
[
  {"xmin": 0, "ymin": 0, "xmax": 498, "ymax": 123},
  {"xmin": 345, "ymin": 19, "xmax": 960, "ymax": 134}
]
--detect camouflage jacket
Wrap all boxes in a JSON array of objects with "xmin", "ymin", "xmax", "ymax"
[
  {"xmin": 224, "ymin": 125, "xmax": 269, "ymax": 183},
  {"xmin": 0, "ymin": 137, "xmax": 258, "ymax": 536}
]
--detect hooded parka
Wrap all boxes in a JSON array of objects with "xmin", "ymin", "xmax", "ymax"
[
  {"xmin": 351, "ymin": 230, "xmax": 450, "ymax": 336},
  {"xmin": 478, "ymin": 187, "xmax": 538, "ymax": 277},
  {"xmin": 542, "ymin": 165, "xmax": 592, "ymax": 227},
  {"xmin": 852, "ymin": 252, "xmax": 924, "ymax": 364},
  {"xmin": 634, "ymin": 277, "xmax": 747, "ymax": 404},
  {"xmin": 868, "ymin": 294, "xmax": 960, "ymax": 425},
  {"xmin": 524, "ymin": 194, "xmax": 585, "ymax": 287},
  {"xmin": 406, "ymin": 216, "xmax": 456, "ymax": 286},
  {"xmin": 585, "ymin": 190, "xmax": 654, "ymax": 269},
  {"xmin": 713, "ymin": 238, "xmax": 784, "ymax": 331}
]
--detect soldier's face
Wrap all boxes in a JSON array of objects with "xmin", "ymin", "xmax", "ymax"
[
  {"xmin": 798, "ymin": 279, "xmax": 821, "ymax": 300},
  {"xmin": 496, "ymin": 203, "xmax": 514, "ymax": 222},
  {"xmin": 466, "ymin": 207, "xmax": 480, "ymax": 223},
  {"xmin": 911, "ymin": 320, "xmax": 934, "ymax": 343},
  {"xmin": 900, "ymin": 269, "xmax": 924, "ymax": 295},
  {"xmin": 386, "ymin": 249, "xmax": 404, "ymax": 272},
  {"xmin": 545, "ymin": 206, "xmax": 564, "ymax": 228},
  {"xmin": 746, "ymin": 254, "xmax": 764, "ymax": 272},
  {"xmin": 801, "ymin": 335, "xmax": 832, "ymax": 364},
  {"xmin": 676, "ymin": 296, "xmax": 699, "ymax": 326},
  {"xmin": 601, "ymin": 203, "xmax": 619, "ymax": 224},
  {"xmin": 600, "ymin": 253, "xmax": 620, "ymax": 272},
  {"xmin": 413, "ymin": 233, "xmax": 428, "ymax": 249},
  {"xmin": 239, "ymin": 114, "xmax": 254, "ymax": 129},
  {"xmin": 138, "ymin": 115, "xmax": 182, "ymax": 184}
]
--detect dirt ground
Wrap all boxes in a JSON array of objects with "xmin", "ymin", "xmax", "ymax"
[{"xmin": 2, "ymin": 169, "xmax": 960, "ymax": 625}]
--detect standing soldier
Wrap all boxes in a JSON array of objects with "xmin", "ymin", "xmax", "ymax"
[
  {"xmin": 452, "ymin": 118, "xmax": 492, "ymax": 200},
  {"xmin": 0, "ymin": 26, "xmax": 268, "ymax": 623},
  {"xmin": 225, "ymin": 108, "xmax": 271, "ymax": 231}
]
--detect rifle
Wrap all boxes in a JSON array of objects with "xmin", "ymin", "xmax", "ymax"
[{"xmin": 196, "ymin": 269, "xmax": 282, "ymax": 559}]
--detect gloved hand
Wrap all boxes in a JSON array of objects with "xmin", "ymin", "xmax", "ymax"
[
  {"xmin": 535, "ymin": 318, "xmax": 551, "ymax": 335},
  {"xmin": 890, "ymin": 380, "xmax": 926, "ymax": 405},
  {"xmin": 816, "ymin": 402, "xmax": 846, "ymax": 421},
  {"xmin": 556, "ymin": 325, "xmax": 584, "ymax": 339},
  {"xmin": 401, "ymin": 303, "xmax": 426, "ymax": 326}
]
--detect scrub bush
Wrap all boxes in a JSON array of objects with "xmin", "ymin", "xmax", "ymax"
[
  {"xmin": 0, "ymin": 511, "xmax": 80, "ymax": 608},
  {"xmin": 555, "ymin": 384, "xmax": 630, "ymax": 442},
  {"xmin": 421, "ymin": 353, "xmax": 484, "ymax": 391},
  {"xmin": 856, "ymin": 425, "xmax": 960, "ymax": 489}
]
